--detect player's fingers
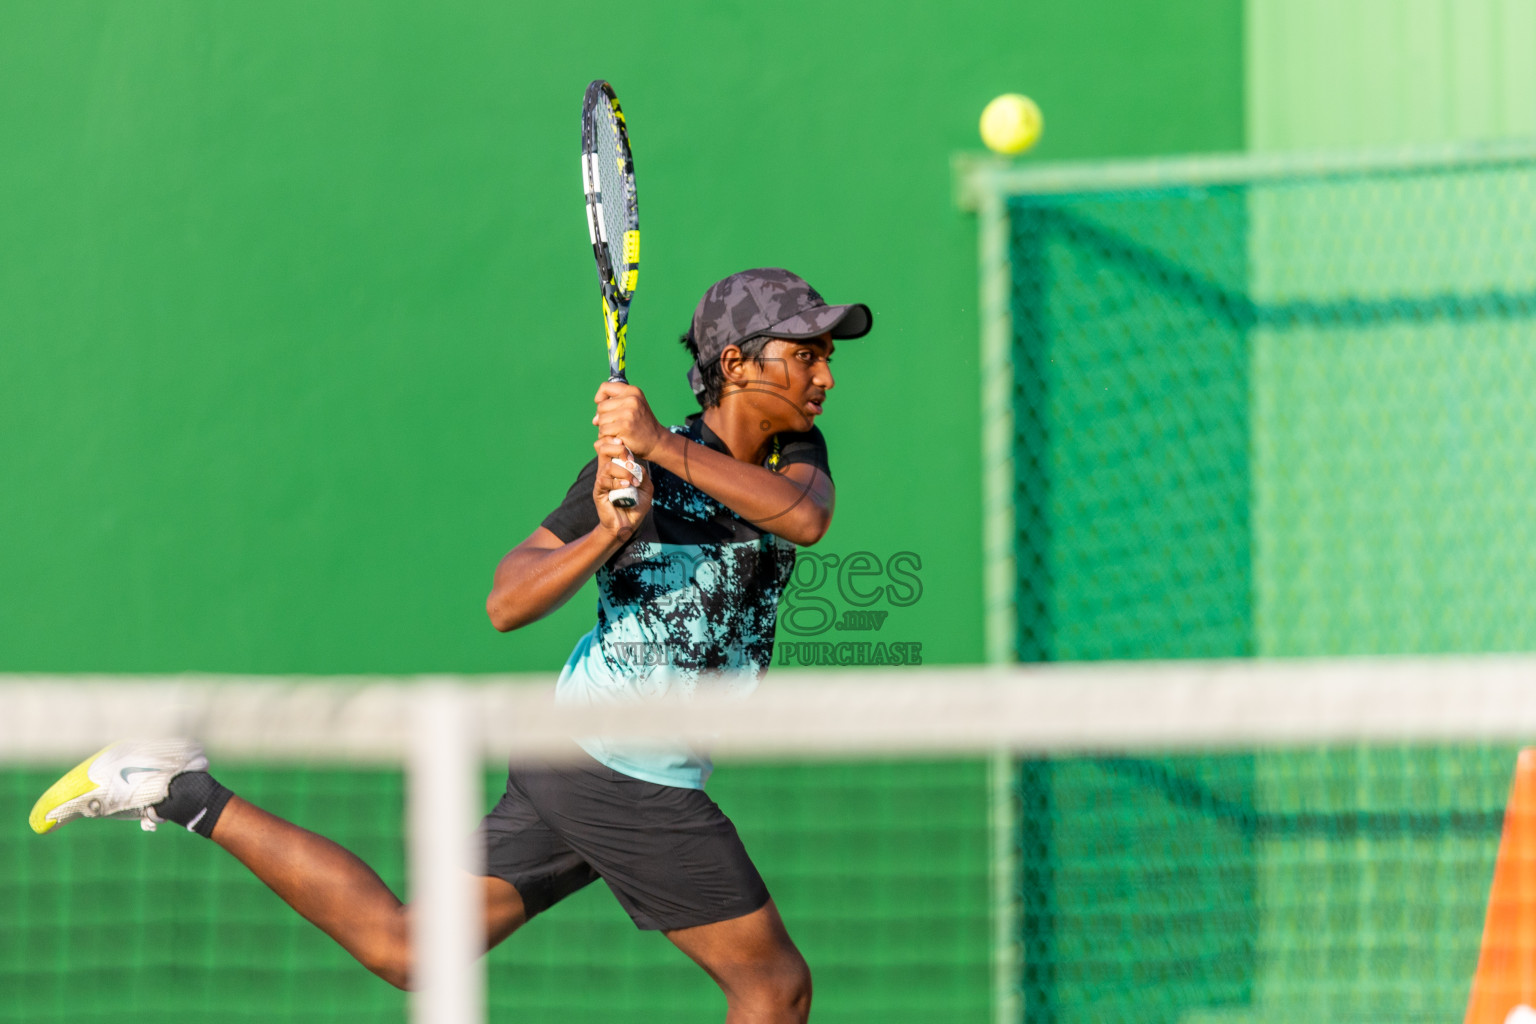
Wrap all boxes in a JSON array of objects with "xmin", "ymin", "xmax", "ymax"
[
  {"xmin": 593, "ymin": 397, "xmax": 627, "ymax": 425},
  {"xmin": 594, "ymin": 436, "xmax": 643, "ymax": 483},
  {"xmin": 598, "ymin": 461, "xmax": 641, "ymax": 492},
  {"xmin": 594, "ymin": 438, "xmax": 631, "ymax": 463},
  {"xmin": 596, "ymin": 464, "xmax": 624, "ymax": 492},
  {"xmin": 594, "ymin": 381, "xmax": 640, "ymax": 403},
  {"xmin": 594, "ymin": 392, "xmax": 639, "ymax": 415},
  {"xmin": 610, "ymin": 457, "xmax": 643, "ymax": 486},
  {"xmin": 594, "ymin": 414, "xmax": 641, "ymax": 445}
]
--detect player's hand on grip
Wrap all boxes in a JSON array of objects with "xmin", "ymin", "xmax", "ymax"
[
  {"xmin": 593, "ymin": 381, "xmax": 667, "ymax": 458},
  {"xmin": 592, "ymin": 435, "xmax": 652, "ymax": 536}
]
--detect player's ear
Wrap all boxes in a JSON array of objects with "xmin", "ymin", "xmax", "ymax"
[{"xmin": 717, "ymin": 344, "xmax": 746, "ymax": 386}]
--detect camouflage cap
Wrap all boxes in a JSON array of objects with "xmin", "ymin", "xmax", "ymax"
[{"xmin": 686, "ymin": 268, "xmax": 873, "ymax": 398}]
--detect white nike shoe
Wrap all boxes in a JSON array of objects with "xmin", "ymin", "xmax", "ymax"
[{"xmin": 29, "ymin": 739, "xmax": 208, "ymax": 835}]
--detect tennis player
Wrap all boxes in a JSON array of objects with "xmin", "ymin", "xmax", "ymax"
[{"xmin": 30, "ymin": 268, "xmax": 870, "ymax": 1024}]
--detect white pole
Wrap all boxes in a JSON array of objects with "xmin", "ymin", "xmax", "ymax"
[
  {"xmin": 989, "ymin": 749, "xmax": 1021, "ymax": 1024},
  {"xmin": 976, "ymin": 179, "xmax": 1022, "ymax": 1024},
  {"xmin": 977, "ymin": 186, "xmax": 1018, "ymax": 667},
  {"xmin": 409, "ymin": 682, "xmax": 485, "ymax": 1024}
]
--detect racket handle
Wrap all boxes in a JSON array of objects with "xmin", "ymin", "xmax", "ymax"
[
  {"xmin": 607, "ymin": 445, "xmax": 642, "ymax": 508},
  {"xmin": 603, "ymin": 375, "xmax": 638, "ymax": 507}
]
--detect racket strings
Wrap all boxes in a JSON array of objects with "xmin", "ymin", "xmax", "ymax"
[{"xmin": 593, "ymin": 109, "xmax": 634, "ymax": 289}]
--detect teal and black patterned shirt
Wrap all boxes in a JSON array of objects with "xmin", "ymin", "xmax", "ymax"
[{"xmin": 540, "ymin": 416, "xmax": 830, "ymax": 788}]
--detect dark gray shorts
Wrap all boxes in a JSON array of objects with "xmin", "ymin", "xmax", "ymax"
[{"xmin": 479, "ymin": 749, "xmax": 770, "ymax": 931}]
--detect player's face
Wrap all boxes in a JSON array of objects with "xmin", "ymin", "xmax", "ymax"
[{"xmin": 759, "ymin": 334, "xmax": 835, "ymax": 427}]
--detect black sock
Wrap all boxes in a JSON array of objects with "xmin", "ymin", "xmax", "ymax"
[{"xmin": 154, "ymin": 772, "xmax": 234, "ymax": 838}]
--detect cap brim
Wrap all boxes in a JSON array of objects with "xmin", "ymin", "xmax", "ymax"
[{"xmin": 763, "ymin": 302, "xmax": 872, "ymax": 342}]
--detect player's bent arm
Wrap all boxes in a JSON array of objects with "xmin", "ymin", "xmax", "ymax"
[
  {"xmin": 490, "ymin": 438, "xmax": 653, "ymax": 631},
  {"xmin": 647, "ymin": 432, "xmax": 834, "ymax": 546},
  {"xmin": 486, "ymin": 525, "xmax": 627, "ymax": 632}
]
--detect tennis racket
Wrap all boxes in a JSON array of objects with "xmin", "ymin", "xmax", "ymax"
[{"xmin": 581, "ymin": 79, "xmax": 641, "ymax": 507}]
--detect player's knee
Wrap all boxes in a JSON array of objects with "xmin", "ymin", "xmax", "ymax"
[
  {"xmin": 371, "ymin": 958, "xmax": 413, "ymax": 992},
  {"xmin": 737, "ymin": 954, "xmax": 812, "ymax": 1019},
  {"xmin": 360, "ymin": 938, "xmax": 414, "ymax": 991},
  {"xmin": 781, "ymin": 956, "xmax": 813, "ymax": 1017}
]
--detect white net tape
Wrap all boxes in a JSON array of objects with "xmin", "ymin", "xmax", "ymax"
[{"xmin": 7, "ymin": 655, "xmax": 1536, "ymax": 765}]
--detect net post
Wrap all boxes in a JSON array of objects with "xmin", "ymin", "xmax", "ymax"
[
  {"xmin": 977, "ymin": 183, "xmax": 1017, "ymax": 665},
  {"xmin": 971, "ymin": 165, "xmax": 1023, "ymax": 1024},
  {"xmin": 989, "ymin": 749, "xmax": 1021, "ymax": 1024},
  {"xmin": 409, "ymin": 681, "xmax": 485, "ymax": 1024}
]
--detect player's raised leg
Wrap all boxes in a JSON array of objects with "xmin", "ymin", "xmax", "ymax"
[
  {"xmin": 209, "ymin": 797, "xmax": 528, "ymax": 988},
  {"xmin": 666, "ymin": 901, "xmax": 812, "ymax": 1024},
  {"xmin": 29, "ymin": 740, "xmax": 528, "ymax": 990}
]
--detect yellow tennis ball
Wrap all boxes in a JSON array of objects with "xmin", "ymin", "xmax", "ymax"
[{"xmin": 980, "ymin": 93, "xmax": 1043, "ymax": 155}]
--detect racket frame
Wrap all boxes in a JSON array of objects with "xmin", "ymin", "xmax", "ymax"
[{"xmin": 581, "ymin": 79, "xmax": 642, "ymax": 507}]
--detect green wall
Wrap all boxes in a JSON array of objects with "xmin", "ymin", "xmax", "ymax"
[
  {"xmin": 1246, "ymin": 0, "xmax": 1536, "ymax": 152},
  {"xmin": 1242, "ymin": 0, "xmax": 1536, "ymax": 658},
  {"xmin": 0, "ymin": 0, "xmax": 1243, "ymax": 676}
]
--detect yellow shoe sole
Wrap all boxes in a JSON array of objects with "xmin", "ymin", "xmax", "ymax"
[{"xmin": 29, "ymin": 745, "xmax": 112, "ymax": 835}]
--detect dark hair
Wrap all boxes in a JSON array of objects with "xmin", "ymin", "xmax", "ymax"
[{"xmin": 679, "ymin": 329, "xmax": 772, "ymax": 408}]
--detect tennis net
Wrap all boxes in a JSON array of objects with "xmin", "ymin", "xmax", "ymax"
[{"xmin": 5, "ymin": 658, "xmax": 1536, "ymax": 1023}]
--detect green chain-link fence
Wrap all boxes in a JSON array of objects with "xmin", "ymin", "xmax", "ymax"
[{"xmin": 973, "ymin": 143, "xmax": 1536, "ymax": 1022}]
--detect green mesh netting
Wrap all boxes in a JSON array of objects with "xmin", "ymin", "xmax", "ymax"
[
  {"xmin": 1004, "ymin": 154, "xmax": 1536, "ymax": 1022},
  {"xmin": 1015, "ymin": 746, "xmax": 1512, "ymax": 1024},
  {"xmin": 1, "ymin": 759, "xmax": 989, "ymax": 1024},
  {"xmin": 1008, "ymin": 155, "xmax": 1536, "ymax": 663}
]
